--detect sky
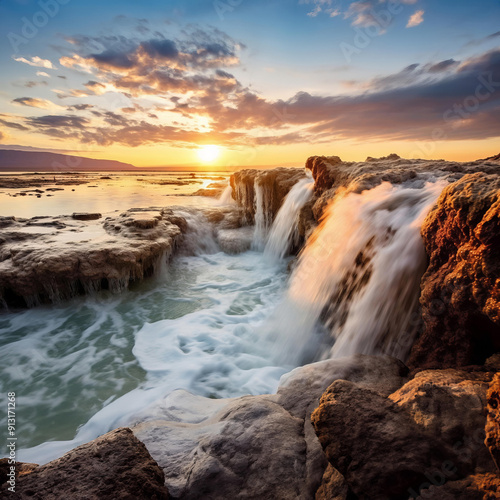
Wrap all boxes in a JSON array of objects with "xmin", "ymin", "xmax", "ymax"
[{"xmin": 0, "ymin": 0, "xmax": 499, "ymax": 168}]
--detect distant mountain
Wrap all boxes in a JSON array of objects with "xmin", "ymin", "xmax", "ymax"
[{"xmin": 0, "ymin": 149, "xmax": 136, "ymax": 171}]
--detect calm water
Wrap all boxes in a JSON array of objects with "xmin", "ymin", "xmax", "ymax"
[{"xmin": 0, "ymin": 171, "xmax": 230, "ymax": 218}]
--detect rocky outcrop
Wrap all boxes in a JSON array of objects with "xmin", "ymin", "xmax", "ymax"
[
  {"xmin": 1, "ymin": 428, "xmax": 169, "ymax": 499},
  {"xmin": 418, "ymin": 473, "xmax": 500, "ymax": 499},
  {"xmin": 311, "ymin": 365, "xmax": 497, "ymax": 499},
  {"xmin": 0, "ymin": 205, "xmax": 246, "ymax": 307},
  {"xmin": 132, "ymin": 355, "xmax": 406, "ymax": 500},
  {"xmin": 408, "ymin": 173, "xmax": 500, "ymax": 370},
  {"xmin": 0, "ymin": 208, "xmax": 187, "ymax": 307},
  {"xmin": 485, "ymin": 373, "xmax": 500, "ymax": 470},
  {"xmin": 230, "ymin": 167, "xmax": 306, "ymax": 224}
]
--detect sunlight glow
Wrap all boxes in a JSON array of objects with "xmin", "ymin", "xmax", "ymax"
[{"xmin": 197, "ymin": 145, "xmax": 220, "ymax": 163}]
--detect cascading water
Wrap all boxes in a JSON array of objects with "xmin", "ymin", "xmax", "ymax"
[
  {"xmin": 267, "ymin": 180, "xmax": 446, "ymax": 365},
  {"xmin": 251, "ymin": 180, "xmax": 270, "ymax": 251},
  {"xmin": 218, "ymin": 185, "xmax": 235, "ymax": 205},
  {"xmin": 264, "ymin": 176, "xmax": 314, "ymax": 260}
]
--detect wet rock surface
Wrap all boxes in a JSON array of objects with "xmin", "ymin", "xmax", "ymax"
[
  {"xmin": 131, "ymin": 355, "xmax": 407, "ymax": 500},
  {"xmin": 0, "ymin": 207, "xmax": 187, "ymax": 307},
  {"xmin": 485, "ymin": 373, "xmax": 500, "ymax": 471},
  {"xmin": 230, "ymin": 167, "xmax": 306, "ymax": 224},
  {"xmin": 409, "ymin": 173, "xmax": 500, "ymax": 370},
  {"xmin": 1, "ymin": 428, "xmax": 169, "ymax": 499}
]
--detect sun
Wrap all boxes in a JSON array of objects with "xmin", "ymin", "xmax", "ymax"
[{"xmin": 197, "ymin": 145, "xmax": 220, "ymax": 163}]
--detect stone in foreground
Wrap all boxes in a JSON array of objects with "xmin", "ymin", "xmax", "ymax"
[{"xmin": 1, "ymin": 428, "xmax": 169, "ymax": 499}]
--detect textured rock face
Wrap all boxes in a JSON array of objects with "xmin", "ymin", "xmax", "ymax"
[
  {"xmin": 0, "ymin": 206, "xmax": 243, "ymax": 307},
  {"xmin": 485, "ymin": 373, "xmax": 500, "ymax": 470},
  {"xmin": 419, "ymin": 473, "xmax": 500, "ymax": 499},
  {"xmin": 1, "ymin": 428, "xmax": 169, "ymax": 499},
  {"xmin": 408, "ymin": 173, "xmax": 500, "ymax": 370},
  {"xmin": 311, "ymin": 366, "xmax": 497, "ymax": 499},
  {"xmin": 312, "ymin": 380, "xmax": 462, "ymax": 499},
  {"xmin": 230, "ymin": 167, "xmax": 306, "ymax": 224},
  {"xmin": 0, "ymin": 208, "xmax": 187, "ymax": 307}
]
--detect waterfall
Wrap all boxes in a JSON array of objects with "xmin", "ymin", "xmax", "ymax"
[
  {"xmin": 264, "ymin": 177, "xmax": 314, "ymax": 260},
  {"xmin": 218, "ymin": 185, "xmax": 235, "ymax": 205},
  {"xmin": 267, "ymin": 180, "xmax": 446, "ymax": 365},
  {"xmin": 252, "ymin": 180, "xmax": 272, "ymax": 251}
]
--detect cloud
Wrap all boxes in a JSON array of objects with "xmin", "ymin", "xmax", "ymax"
[
  {"xmin": 12, "ymin": 97, "xmax": 54, "ymax": 109},
  {"xmin": 24, "ymin": 80, "xmax": 48, "ymax": 88},
  {"xmin": 27, "ymin": 115, "xmax": 89, "ymax": 129},
  {"xmin": 0, "ymin": 118, "xmax": 29, "ymax": 131},
  {"xmin": 407, "ymin": 10, "xmax": 424, "ymax": 28},
  {"xmin": 8, "ymin": 22, "xmax": 500, "ymax": 151},
  {"xmin": 36, "ymin": 71, "xmax": 50, "ymax": 78},
  {"xmin": 13, "ymin": 56, "xmax": 56, "ymax": 69}
]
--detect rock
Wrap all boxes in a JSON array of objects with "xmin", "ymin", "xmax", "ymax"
[
  {"xmin": 315, "ymin": 464, "xmax": 349, "ymax": 500},
  {"xmin": 133, "ymin": 393, "xmax": 315, "ymax": 500},
  {"xmin": 417, "ymin": 473, "xmax": 500, "ymax": 499},
  {"xmin": 389, "ymin": 369, "xmax": 494, "ymax": 472},
  {"xmin": 0, "ymin": 428, "xmax": 169, "ymax": 499},
  {"xmin": 131, "ymin": 355, "xmax": 408, "ymax": 500},
  {"xmin": 485, "ymin": 373, "xmax": 500, "ymax": 471},
  {"xmin": 216, "ymin": 227, "xmax": 253, "ymax": 254},
  {"xmin": 311, "ymin": 379, "xmax": 463, "ymax": 499},
  {"xmin": 0, "ymin": 208, "xmax": 187, "ymax": 307},
  {"xmin": 72, "ymin": 212, "xmax": 102, "ymax": 220},
  {"xmin": 277, "ymin": 354, "xmax": 408, "ymax": 419},
  {"xmin": 408, "ymin": 173, "xmax": 500, "ymax": 370},
  {"xmin": 230, "ymin": 167, "xmax": 306, "ymax": 224}
]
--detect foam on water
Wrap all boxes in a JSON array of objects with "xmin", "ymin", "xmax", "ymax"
[{"xmin": 0, "ymin": 248, "xmax": 291, "ymax": 464}]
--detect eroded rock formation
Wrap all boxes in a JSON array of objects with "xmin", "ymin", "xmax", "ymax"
[
  {"xmin": 230, "ymin": 167, "xmax": 306, "ymax": 224},
  {"xmin": 0, "ymin": 206, "xmax": 244, "ymax": 307},
  {"xmin": 311, "ymin": 364, "xmax": 498, "ymax": 499},
  {"xmin": 408, "ymin": 173, "xmax": 500, "ymax": 369},
  {"xmin": 1, "ymin": 428, "xmax": 169, "ymax": 499}
]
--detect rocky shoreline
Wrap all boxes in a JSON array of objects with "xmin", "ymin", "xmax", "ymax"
[{"xmin": 1, "ymin": 154, "xmax": 499, "ymax": 499}]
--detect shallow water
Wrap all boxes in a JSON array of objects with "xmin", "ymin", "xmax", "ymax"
[
  {"xmin": 0, "ymin": 171, "xmax": 229, "ymax": 218},
  {"xmin": 0, "ymin": 248, "xmax": 292, "ymax": 463}
]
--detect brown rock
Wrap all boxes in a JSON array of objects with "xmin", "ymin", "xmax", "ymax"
[
  {"xmin": 72, "ymin": 212, "xmax": 102, "ymax": 220},
  {"xmin": 1, "ymin": 428, "xmax": 169, "ymax": 499},
  {"xmin": 315, "ymin": 464, "xmax": 349, "ymax": 500},
  {"xmin": 408, "ymin": 173, "xmax": 500, "ymax": 370},
  {"xmin": 486, "ymin": 373, "xmax": 500, "ymax": 471},
  {"xmin": 390, "ymin": 369, "xmax": 494, "ymax": 472},
  {"xmin": 417, "ymin": 472, "xmax": 500, "ymax": 499},
  {"xmin": 230, "ymin": 167, "xmax": 306, "ymax": 224},
  {"xmin": 311, "ymin": 379, "xmax": 462, "ymax": 499}
]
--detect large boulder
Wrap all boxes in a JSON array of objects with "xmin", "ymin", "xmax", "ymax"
[
  {"xmin": 408, "ymin": 173, "xmax": 500, "ymax": 370},
  {"xmin": 311, "ymin": 380, "xmax": 463, "ymax": 500},
  {"xmin": 133, "ymin": 393, "xmax": 314, "ymax": 500},
  {"xmin": 1, "ymin": 428, "xmax": 169, "ymax": 499},
  {"xmin": 389, "ymin": 369, "xmax": 494, "ymax": 472}
]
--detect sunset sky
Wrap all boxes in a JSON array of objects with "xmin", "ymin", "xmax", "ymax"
[{"xmin": 0, "ymin": 0, "xmax": 499, "ymax": 168}]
